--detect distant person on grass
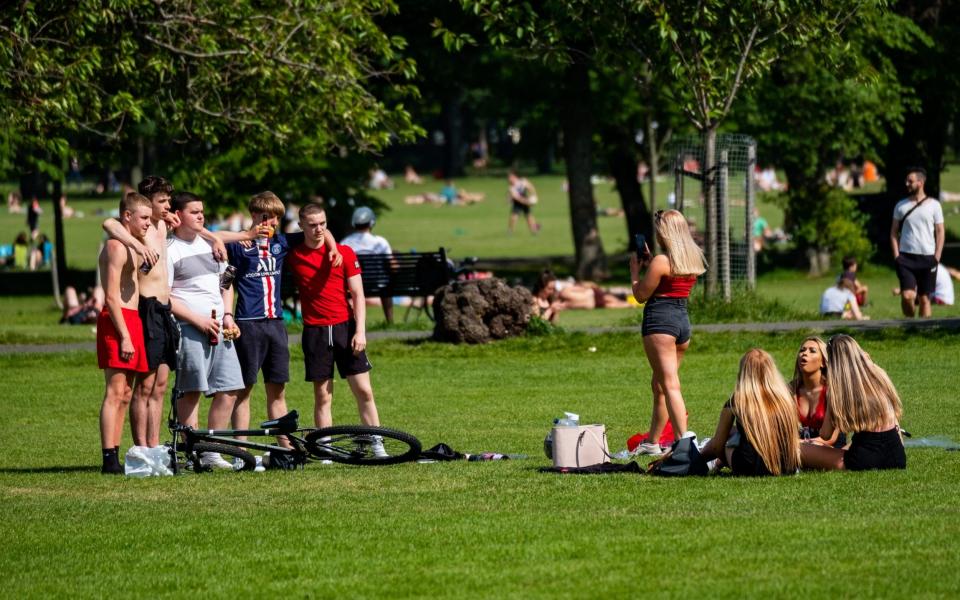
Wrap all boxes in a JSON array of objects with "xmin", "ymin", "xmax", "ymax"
[
  {"xmin": 97, "ymin": 193, "xmax": 153, "ymax": 474},
  {"xmin": 698, "ymin": 349, "xmax": 802, "ymax": 476},
  {"xmin": 890, "ymin": 167, "xmax": 944, "ymax": 318},
  {"xmin": 507, "ymin": 170, "xmax": 539, "ymax": 234},
  {"xmin": 819, "ymin": 277, "xmax": 865, "ymax": 320},
  {"xmin": 341, "ymin": 206, "xmax": 394, "ymax": 324},
  {"xmin": 167, "ymin": 192, "xmax": 245, "ymax": 470},
  {"xmin": 225, "ymin": 191, "xmax": 340, "ymax": 448},
  {"xmin": 800, "ymin": 335, "xmax": 906, "ymax": 471},
  {"xmin": 840, "ymin": 256, "xmax": 869, "ymax": 307},
  {"xmin": 629, "ymin": 209, "xmax": 706, "ymax": 455},
  {"xmin": 287, "ymin": 204, "xmax": 385, "ymax": 456},
  {"xmin": 60, "ymin": 286, "xmax": 104, "ymax": 325}
]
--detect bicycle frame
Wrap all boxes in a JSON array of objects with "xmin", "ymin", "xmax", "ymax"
[{"xmin": 167, "ymin": 388, "xmax": 316, "ymax": 473}]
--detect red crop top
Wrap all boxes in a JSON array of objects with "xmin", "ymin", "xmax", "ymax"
[
  {"xmin": 653, "ymin": 275, "xmax": 697, "ymax": 298},
  {"xmin": 797, "ymin": 384, "xmax": 828, "ymax": 430}
]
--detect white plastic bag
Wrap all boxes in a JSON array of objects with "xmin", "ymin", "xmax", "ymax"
[{"xmin": 124, "ymin": 445, "xmax": 174, "ymax": 477}]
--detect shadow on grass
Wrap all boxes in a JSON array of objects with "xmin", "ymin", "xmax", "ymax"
[{"xmin": 0, "ymin": 466, "xmax": 101, "ymax": 474}]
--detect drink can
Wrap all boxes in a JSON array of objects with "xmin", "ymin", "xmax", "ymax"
[{"xmin": 220, "ymin": 265, "xmax": 237, "ymax": 290}]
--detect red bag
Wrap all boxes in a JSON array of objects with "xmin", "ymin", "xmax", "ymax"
[{"xmin": 626, "ymin": 418, "xmax": 682, "ymax": 451}]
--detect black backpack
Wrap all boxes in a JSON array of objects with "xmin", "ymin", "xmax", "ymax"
[{"xmin": 649, "ymin": 436, "xmax": 709, "ymax": 477}]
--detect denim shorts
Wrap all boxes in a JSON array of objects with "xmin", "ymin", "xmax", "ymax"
[{"xmin": 641, "ymin": 297, "xmax": 691, "ymax": 344}]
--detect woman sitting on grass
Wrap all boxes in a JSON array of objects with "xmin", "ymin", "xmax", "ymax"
[
  {"xmin": 800, "ymin": 335, "xmax": 906, "ymax": 471},
  {"xmin": 791, "ymin": 336, "xmax": 843, "ymax": 447},
  {"xmin": 699, "ymin": 349, "xmax": 801, "ymax": 476}
]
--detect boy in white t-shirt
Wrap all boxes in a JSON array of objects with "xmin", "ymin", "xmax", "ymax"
[
  {"xmin": 820, "ymin": 279, "xmax": 865, "ymax": 320},
  {"xmin": 167, "ymin": 192, "xmax": 245, "ymax": 469}
]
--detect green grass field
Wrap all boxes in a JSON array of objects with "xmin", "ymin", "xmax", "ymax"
[{"xmin": 1, "ymin": 328, "xmax": 958, "ymax": 597}]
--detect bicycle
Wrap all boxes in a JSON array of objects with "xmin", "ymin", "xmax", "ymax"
[{"xmin": 165, "ymin": 389, "xmax": 422, "ymax": 473}]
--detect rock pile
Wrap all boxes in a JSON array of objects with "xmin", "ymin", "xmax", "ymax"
[{"xmin": 432, "ymin": 278, "xmax": 533, "ymax": 344}]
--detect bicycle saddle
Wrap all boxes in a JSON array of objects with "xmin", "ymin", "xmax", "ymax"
[{"xmin": 260, "ymin": 410, "xmax": 299, "ymax": 432}]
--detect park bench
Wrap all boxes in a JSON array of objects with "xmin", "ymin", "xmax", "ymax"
[{"xmin": 357, "ymin": 249, "xmax": 452, "ymax": 321}]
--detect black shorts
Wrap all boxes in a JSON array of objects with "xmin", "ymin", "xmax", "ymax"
[
  {"xmin": 302, "ymin": 321, "xmax": 372, "ymax": 381},
  {"xmin": 139, "ymin": 297, "xmax": 179, "ymax": 371},
  {"xmin": 845, "ymin": 428, "xmax": 906, "ymax": 471},
  {"xmin": 895, "ymin": 253, "xmax": 938, "ymax": 296},
  {"xmin": 234, "ymin": 319, "xmax": 290, "ymax": 387},
  {"xmin": 641, "ymin": 297, "xmax": 691, "ymax": 344},
  {"xmin": 731, "ymin": 444, "xmax": 772, "ymax": 477},
  {"xmin": 511, "ymin": 200, "xmax": 530, "ymax": 216}
]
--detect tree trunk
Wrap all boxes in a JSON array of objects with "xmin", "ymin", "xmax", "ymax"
[
  {"xmin": 703, "ymin": 125, "xmax": 718, "ymax": 296},
  {"xmin": 441, "ymin": 92, "xmax": 465, "ymax": 178},
  {"xmin": 602, "ymin": 127, "xmax": 651, "ymax": 248},
  {"xmin": 646, "ymin": 116, "xmax": 659, "ymax": 252},
  {"xmin": 52, "ymin": 178, "xmax": 67, "ymax": 289},
  {"xmin": 561, "ymin": 61, "xmax": 606, "ymax": 280}
]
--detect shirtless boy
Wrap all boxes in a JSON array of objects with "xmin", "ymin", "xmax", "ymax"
[
  {"xmin": 103, "ymin": 176, "xmax": 253, "ymax": 448},
  {"xmin": 97, "ymin": 193, "xmax": 153, "ymax": 474}
]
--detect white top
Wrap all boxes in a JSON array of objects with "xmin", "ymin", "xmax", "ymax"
[
  {"xmin": 820, "ymin": 286, "xmax": 856, "ymax": 314},
  {"xmin": 894, "ymin": 197, "xmax": 944, "ymax": 255},
  {"xmin": 934, "ymin": 265, "xmax": 954, "ymax": 305},
  {"xmin": 167, "ymin": 235, "xmax": 226, "ymax": 320},
  {"xmin": 341, "ymin": 231, "xmax": 392, "ymax": 255}
]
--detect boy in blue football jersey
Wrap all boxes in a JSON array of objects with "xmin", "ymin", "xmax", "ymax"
[{"xmin": 226, "ymin": 191, "xmax": 341, "ymax": 445}]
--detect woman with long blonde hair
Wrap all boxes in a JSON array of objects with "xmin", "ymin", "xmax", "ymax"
[
  {"xmin": 790, "ymin": 336, "xmax": 842, "ymax": 446},
  {"xmin": 700, "ymin": 349, "xmax": 801, "ymax": 476},
  {"xmin": 801, "ymin": 335, "xmax": 906, "ymax": 470},
  {"xmin": 629, "ymin": 209, "xmax": 706, "ymax": 454}
]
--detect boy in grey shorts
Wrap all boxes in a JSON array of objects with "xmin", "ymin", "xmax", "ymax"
[{"xmin": 167, "ymin": 192, "xmax": 245, "ymax": 469}]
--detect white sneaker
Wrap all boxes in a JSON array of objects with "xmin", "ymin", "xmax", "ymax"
[
  {"xmin": 371, "ymin": 435, "xmax": 388, "ymax": 458},
  {"xmin": 253, "ymin": 455, "xmax": 266, "ymax": 473},
  {"xmin": 680, "ymin": 431, "xmax": 697, "ymax": 440},
  {"xmin": 635, "ymin": 441, "xmax": 666, "ymax": 456},
  {"xmin": 199, "ymin": 452, "xmax": 234, "ymax": 470}
]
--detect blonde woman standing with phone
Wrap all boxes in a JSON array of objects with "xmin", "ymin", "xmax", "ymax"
[{"xmin": 630, "ymin": 209, "xmax": 707, "ymax": 455}]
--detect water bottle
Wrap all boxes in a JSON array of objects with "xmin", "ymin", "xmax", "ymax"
[{"xmin": 555, "ymin": 411, "xmax": 580, "ymax": 427}]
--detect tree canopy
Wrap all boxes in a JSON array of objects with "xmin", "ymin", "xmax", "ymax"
[{"xmin": 1, "ymin": 0, "xmax": 421, "ymax": 175}]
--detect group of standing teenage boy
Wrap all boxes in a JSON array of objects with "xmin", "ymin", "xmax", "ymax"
[{"xmin": 95, "ymin": 177, "xmax": 381, "ymax": 473}]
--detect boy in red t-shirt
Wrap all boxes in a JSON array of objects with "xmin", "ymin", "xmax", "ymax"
[{"xmin": 287, "ymin": 204, "xmax": 382, "ymax": 435}]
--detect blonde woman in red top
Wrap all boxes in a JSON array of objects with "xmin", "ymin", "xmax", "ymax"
[
  {"xmin": 629, "ymin": 209, "xmax": 706, "ymax": 455},
  {"xmin": 790, "ymin": 336, "xmax": 842, "ymax": 446}
]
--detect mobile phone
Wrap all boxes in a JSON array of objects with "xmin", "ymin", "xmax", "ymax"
[{"xmin": 634, "ymin": 233, "xmax": 647, "ymax": 259}]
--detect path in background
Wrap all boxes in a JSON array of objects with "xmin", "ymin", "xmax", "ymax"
[{"xmin": 5, "ymin": 317, "xmax": 959, "ymax": 354}]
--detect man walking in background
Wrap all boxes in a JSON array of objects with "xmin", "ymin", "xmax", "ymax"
[{"xmin": 890, "ymin": 167, "xmax": 944, "ymax": 318}]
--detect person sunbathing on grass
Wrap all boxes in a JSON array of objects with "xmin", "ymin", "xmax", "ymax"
[
  {"xmin": 799, "ymin": 334, "xmax": 906, "ymax": 471},
  {"xmin": 531, "ymin": 270, "xmax": 636, "ymax": 323},
  {"xmin": 698, "ymin": 349, "xmax": 802, "ymax": 476}
]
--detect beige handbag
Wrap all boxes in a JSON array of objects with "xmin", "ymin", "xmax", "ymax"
[{"xmin": 551, "ymin": 425, "xmax": 610, "ymax": 468}]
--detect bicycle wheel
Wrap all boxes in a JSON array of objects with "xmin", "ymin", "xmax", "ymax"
[
  {"xmin": 191, "ymin": 442, "xmax": 257, "ymax": 472},
  {"xmin": 304, "ymin": 425, "xmax": 421, "ymax": 465}
]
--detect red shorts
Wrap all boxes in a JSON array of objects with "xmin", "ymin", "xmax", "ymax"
[{"xmin": 96, "ymin": 308, "xmax": 149, "ymax": 372}]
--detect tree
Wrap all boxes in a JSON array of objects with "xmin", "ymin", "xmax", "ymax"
[
  {"xmin": 737, "ymin": 6, "xmax": 926, "ymax": 273},
  {"xmin": 881, "ymin": 0, "xmax": 960, "ymax": 199},
  {"xmin": 633, "ymin": 0, "xmax": 875, "ymax": 296},
  {"xmin": 439, "ymin": 1, "xmax": 644, "ymax": 280},
  {"xmin": 2, "ymin": 1, "xmax": 421, "ymax": 280}
]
